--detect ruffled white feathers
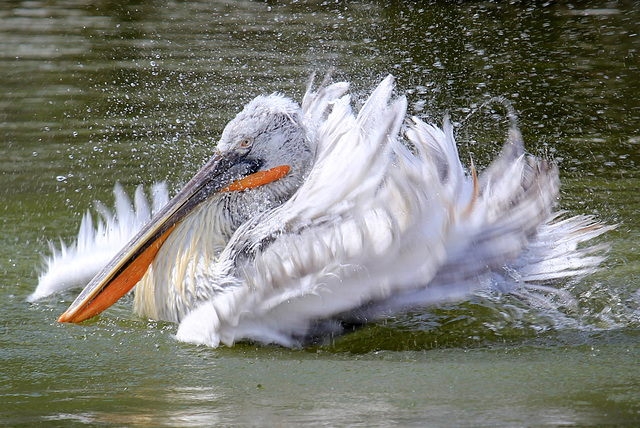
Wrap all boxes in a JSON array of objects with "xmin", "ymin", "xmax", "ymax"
[
  {"xmin": 32, "ymin": 75, "xmax": 611, "ymax": 347},
  {"xmin": 29, "ymin": 183, "xmax": 169, "ymax": 302}
]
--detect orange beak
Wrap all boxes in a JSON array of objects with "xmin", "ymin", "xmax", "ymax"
[{"xmin": 58, "ymin": 150, "xmax": 289, "ymax": 323}]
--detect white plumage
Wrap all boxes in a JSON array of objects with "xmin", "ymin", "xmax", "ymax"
[
  {"xmin": 29, "ymin": 182, "xmax": 170, "ymax": 302},
  {"xmin": 32, "ymin": 75, "xmax": 611, "ymax": 347}
]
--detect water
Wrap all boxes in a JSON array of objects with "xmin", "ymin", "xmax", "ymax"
[{"xmin": 2, "ymin": 0, "xmax": 639, "ymax": 425}]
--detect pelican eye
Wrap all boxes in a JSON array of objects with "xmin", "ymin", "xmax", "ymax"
[{"xmin": 239, "ymin": 137, "xmax": 253, "ymax": 149}]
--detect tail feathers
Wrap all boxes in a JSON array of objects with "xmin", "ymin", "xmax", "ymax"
[
  {"xmin": 403, "ymin": 117, "xmax": 559, "ymax": 291},
  {"xmin": 425, "ymin": 124, "xmax": 610, "ymax": 295},
  {"xmin": 510, "ymin": 214, "xmax": 614, "ymax": 283},
  {"xmin": 29, "ymin": 183, "xmax": 169, "ymax": 302},
  {"xmin": 340, "ymin": 122, "xmax": 612, "ymax": 325},
  {"xmin": 336, "ymin": 212, "xmax": 613, "ymax": 326}
]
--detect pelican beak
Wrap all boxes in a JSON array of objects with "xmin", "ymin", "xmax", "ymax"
[{"xmin": 57, "ymin": 150, "xmax": 290, "ymax": 323}]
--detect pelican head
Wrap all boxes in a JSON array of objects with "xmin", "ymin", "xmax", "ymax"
[
  {"xmin": 215, "ymin": 94, "xmax": 314, "ymax": 229},
  {"xmin": 58, "ymin": 94, "xmax": 313, "ymax": 323}
]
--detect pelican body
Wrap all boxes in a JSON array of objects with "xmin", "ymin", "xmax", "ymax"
[{"xmin": 34, "ymin": 76, "xmax": 610, "ymax": 347}]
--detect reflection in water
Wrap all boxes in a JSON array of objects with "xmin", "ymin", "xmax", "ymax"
[{"xmin": 1, "ymin": 0, "xmax": 640, "ymax": 425}]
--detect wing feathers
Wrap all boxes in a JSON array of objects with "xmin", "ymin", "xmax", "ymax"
[
  {"xmin": 31, "ymin": 183, "xmax": 170, "ymax": 301},
  {"xmin": 178, "ymin": 76, "xmax": 610, "ymax": 346}
]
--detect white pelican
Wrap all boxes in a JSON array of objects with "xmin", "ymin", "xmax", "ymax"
[{"xmin": 33, "ymin": 75, "xmax": 611, "ymax": 347}]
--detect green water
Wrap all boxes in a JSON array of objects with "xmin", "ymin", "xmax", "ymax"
[{"xmin": 2, "ymin": 1, "xmax": 639, "ymax": 425}]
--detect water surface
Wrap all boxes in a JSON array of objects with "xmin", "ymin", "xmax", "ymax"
[{"xmin": 2, "ymin": 1, "xmax": 639, "ymax": 425}]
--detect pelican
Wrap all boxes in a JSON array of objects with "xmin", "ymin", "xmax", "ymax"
[{"xmin": 32, "ymin": 75, "xmax": 611, "ymax": 347}]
